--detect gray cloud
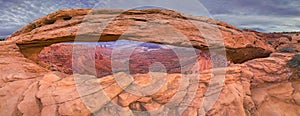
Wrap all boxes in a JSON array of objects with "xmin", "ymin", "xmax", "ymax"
[
  {"xmin": 0, "ymin": 0, "xmax": 299, "ymax": 37},
  {"xmin": 199, "ymin": 0, "xmax": 300, "ymax": 16},
  {"xmin": 0, "ymin": 0, "xmax": 98, "ymax": 37},
  {"xmin": 213, "ymin": 14, "xmax": 300, "ymax": 32},
  {"xmin": 199, "ymin": 0, "xmax": 300, "ymax": 32}
]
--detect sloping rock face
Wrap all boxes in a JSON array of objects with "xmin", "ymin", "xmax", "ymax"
[{"xmin": 0, "ymin": 8, "xmax": 299, "ymax": 116}]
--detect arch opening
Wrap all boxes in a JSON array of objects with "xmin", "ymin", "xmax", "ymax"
[{"xmin": 31, "ymin": 39, "xmax": 229, "ymax": 78}]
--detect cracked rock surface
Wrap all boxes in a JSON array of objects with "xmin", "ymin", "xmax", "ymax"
[{"xmin": 0, "ymin": 8, "xmax": 300, "ymax": 116}]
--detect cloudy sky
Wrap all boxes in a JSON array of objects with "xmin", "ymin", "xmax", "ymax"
[{"xmin": 0, "ymin": 0, "xmax": 299, "ymax": 38}]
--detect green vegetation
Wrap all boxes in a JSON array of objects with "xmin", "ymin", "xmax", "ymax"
[
  {"xmin": 279, "ymin": 46, "xmax": 297, "ymax": 53},
  {"xmin": 268, "ymin": 41, "xmax": 273, "ymax": 45},
  {"xmin": 0, "ymin": 37, "xmax": 5, "ymax": 41},
  {"xmin": 288, "ymin": 54, "xmax": 300, "ymax": 68},
  {"xmin": 297, "ymin": 40, "xmax": 300, "ymax": 43}
]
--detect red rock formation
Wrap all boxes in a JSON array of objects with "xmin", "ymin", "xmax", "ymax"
[
  {"xmin": 6, "ymin": 8, "xmax": 274, "ymax": 63},
  {"xmin": 244, "ymin": 29, "xmax": 300, "ymax": 52},
  {"xmin": 38, "ymin": 41, "xmax": 217, "ymax": 77},
  {"xmin": 0, "ymin": 8, "xmax": 299, "ymax": 116}
]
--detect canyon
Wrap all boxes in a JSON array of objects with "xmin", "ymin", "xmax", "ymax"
[
  {"xmin": 0, "ymin": 8, "xmax": 299, "ymax": 116},
  {"xmin": 37, "ymin": 40, "xmax": 224, "ymax": 77}
]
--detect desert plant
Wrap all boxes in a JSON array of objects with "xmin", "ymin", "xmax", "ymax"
[
  {"xmin": 297, "ymin": 40, "xmax": 300, "ymax": 43},
  {"xmin": 267, "ymin": 41, "xmax": 273, "ymax": 45},
  {"xmin": 288, "ymin": 54, "xmax": 300, "ymax": 68},
  {"xmin": 0, "ymin": 38, "xmax": 5, "ymax": 41},
  {"xmin": 279, "ymin": 46, "xmax": 297, "ymax": 53}
]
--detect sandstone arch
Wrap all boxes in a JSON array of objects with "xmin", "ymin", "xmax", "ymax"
[
  {"xmin": 4, "ymin": 8, "xmax": 273, "ymax": 63},
  {"xmin": 1, "ymin": 8, "xmax": 300, "ymax": 116}
]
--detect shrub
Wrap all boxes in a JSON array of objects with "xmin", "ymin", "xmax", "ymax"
[
  {"xmin": 297, "ymin": 40, "xmax": 300, "ymax": 43},
  {"xmin": 288, "ymin": 54, "xmax": 300, "ymax": 68},
  {"xmin": 0, "ymin": 38, "xmax": 5, "ymax": 41},
  {"xmin": 268, "ymin": 41, "xmax": 273, "ymax": 45},
  {"xmin": 279, "ymin": 46, "xmax": 297, "ymax": 53}
]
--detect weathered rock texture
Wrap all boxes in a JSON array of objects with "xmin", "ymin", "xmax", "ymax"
[
  {"xmin": 0, "ymin": 8, "xmax": 299, "ymax": 116},
  {"xmin": 244, "ymin": 29, "xmax": 300, "ymax": 53},
  {"xmin": 6, "ymin": 8, "xmax": 274, "ymax": 63}
]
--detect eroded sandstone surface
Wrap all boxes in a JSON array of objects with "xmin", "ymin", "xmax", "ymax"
[
  {"xmin": 0, "ymin": 8, "xmax": 299, "ymax": 116},
  {"xmin": 6, "ymin": 8, "xmax": 274, "ymax": 63}
]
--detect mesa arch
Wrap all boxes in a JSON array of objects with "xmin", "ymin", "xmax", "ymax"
[
  {"xmin": 5, "ymin": 8, "xmax": 273, "ymax": 63},
  {"xmin": 1, "ymin": 8, "xmax": 300, "ymax": 116}
]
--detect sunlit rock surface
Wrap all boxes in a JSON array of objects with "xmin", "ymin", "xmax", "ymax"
[{"xmin": 0, "ymin": 8, "xmax": 299, "ymax": 116}]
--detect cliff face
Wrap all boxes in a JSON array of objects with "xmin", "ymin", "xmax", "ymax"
[
  {"xmin": 244, "ymin": 29, "xmax": 300, "ymax": 53},
  {"xmin": 0, "ymin": 8, "xmax": 299, "ymax": 116}
]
